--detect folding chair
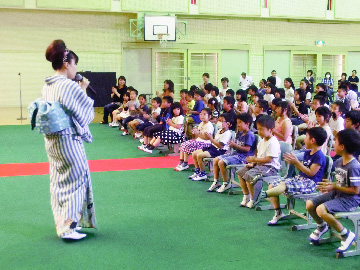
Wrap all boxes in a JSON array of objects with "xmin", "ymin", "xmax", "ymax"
[
  {"xmin": 226, "ymin": 134, "xmax": 260, "ymax": 195},
  {"xmin": 281, "ymin": 155, "xmax": 333, "ymax": 231},
  {"xmin": 203, "ymin": 130, "xmax": 235, "ymax": 179},
  {"xmin": 318, "ymin": 209, "xmax": 360, "ymax": 258},
  {"xmin": 253, "ymin": 141, "xmax": 292, "ymax": 211}
]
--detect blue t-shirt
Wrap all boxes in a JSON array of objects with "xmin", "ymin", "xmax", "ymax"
[
  {"xmin": 235, "ymin": 131, "xmax": 256, "ymax": 156},
  {"xmin": 190, "ymin": 100, "xmax": 205, "ymax": 123},
  {"xmin": 299, "ymin": 149, "xmax": 326, "ymax": 183},
  {"xmin": 333, "ymin": 157, "xmax": 360, "ymax": 203}
]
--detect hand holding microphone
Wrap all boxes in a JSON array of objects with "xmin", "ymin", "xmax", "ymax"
[{"xmin": 75, "ymin": 73, "xmax": 96, "ymax": 94}]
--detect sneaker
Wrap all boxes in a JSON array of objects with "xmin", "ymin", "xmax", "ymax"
[
  {"xmin": 309, "ymin": 223, "xmax": 329, "ymax": 242},
  {"xmin": 193, "ymin": 173, "xmax": 208, "ymax": 181},
  {"xmin": 188, "ymin": 172, "xmax": 199, "ymax": 179},
  {"xmin": 216, "ymin": 182, "xmax": 231, "ymax": 193},
  {"xmin": 246, "ymin": 199, "xmax": 255, "ymax": 208},
  {"xmin": 267, "ymin": 213, "xmax": 286, "ymax": 226},
  {"xmin": 112, "ymin": 122, "xmax": 119, "ymax": 127},
  {"xmin": 207, "ymin": 181, "xmax": 221, "ymax": 192},
  {"xmin": 108, "ymin": 123, "xmax": 113, "ymax": 127},
  {"xmin": 120, "ymin": 126, "xmax": 125, "ymax": 131},
  {"xmin": 61, "ymin": 231, "xmax": 86, "ymax": 240},
  {"xmin": 143, "ymin": 146, "xmax": 153, "ymax": 153},
  {"xmin": 138, "ymin": 145, "xmax": 145, "ymax": 150},
  {"xmin": 336, "ymin": 231, "xmax": 356, "ymax": 253},
  {"xmin": 100, "ymin": 121, "xmax": 108, "ymax": 125},
  {"xmin": 121, "ymin": 131, "xmax": 128, "ymax": 136},
  {"xmin": 240, "ymin": 195, "xmax": 250, "ymax": 207},
  {"xmin": 176, "ymin": 163, "xmax": 189, "ymax": 171}
]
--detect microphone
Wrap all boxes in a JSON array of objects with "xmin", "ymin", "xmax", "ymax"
[{"xmin": 75, "ymin": 73, "xmax": 96, "ymax": 94}]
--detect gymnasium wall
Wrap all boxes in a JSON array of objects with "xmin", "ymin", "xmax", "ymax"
[{"xmin": 2, "ymin": 1, "xmax": 360, "ymax": 106}]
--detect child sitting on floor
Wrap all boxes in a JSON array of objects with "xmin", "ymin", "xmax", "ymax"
[
  {"xmin": 142, "ymin": 102, "xmax": 185, "ymax": 153},
  {"xmin": 306, "ymin": 129, "xmax": 360, "ymax": 253},
  {"xmin": 260, "ymin": 127, "xmax": 327, "ymax": 225},
  {"xmin": 175, "ymin": 108, "xmax": 214, "ymax": 171},
  {"xmin": 207, "ymin": 113, "xmax": 256, "ymax": 193},
  {"xmin": 189, "ymin": 113, "xmax": 233, "ymax": 181},
  {"xmin": 237, "ymin": 115, "xmax": 281, "ymax": 208}
]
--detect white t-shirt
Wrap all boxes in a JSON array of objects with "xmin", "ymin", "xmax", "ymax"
[
  {"xmin": 213, "ymin": 129, "xmax": 232, "ymax": 150},
  {"xmin": 275, "ymin": 76, "xmax": 281, "ymax": 88},
  {"xmin": 306, "ymin": 91, "xmax": 312, "ymax": 101},
  {"xmin": 318, "ymin": 124, "xmax": 332, "ymax": 155},
  {"xmin": 264, "ymin": 93, "xmax": 275, "ymax": 104},
  {"xmin": 169, "ymin": 115, "xmax": 185, "ymax": 135},
  {"xmin": 256, "ymin": 136, "xmax": 281, "ymax": 170},
  {"xmin": 239, "ymin": 75, "xmax": 253, "ymax": 90},
  {"xmin": 220, "ymin": 87, "xmax": 229, "ymax": 97},
  {"xmin": 150, "ymin": 107, "xmax": 161, "ymax": 123},
  {"xmin": 285, "ymin": 88, "xmax": 294, "ymax": 103},
  {"xmin": 329, "ymin": 117, "xmax": 344, "ymax": 134},
  {"xmin": 196, "ymin": 121, "xmax": 214, "ymax": 143},
  {"xmin": 204, "ymin": 93, "xmax": 212, "ymax": 101}
]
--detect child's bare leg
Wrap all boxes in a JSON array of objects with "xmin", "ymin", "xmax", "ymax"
[
  {"xmin": 218, "ymin": 160, "xmax": 229, "ymax": 183},
  {"xmin": 150, "ymin": 137, "xmax": 156, "ymax": 145},
  {"xmin": 143, "ymin": 136, "xmax": 149, "ymax": 145},
  {"xmin": 238, "ymin": 175, "xmax": 249, "ymax": 194},
  {"xmin": 316, "ymin": 204, "xmax": 344, "ymax": 232},
  {"xmin": 183, "ymin": 153, "xmax": 189, "ymax": 162},
  {"xmin": 266, "ymin": 183, "xmax": 286, "ymax": 209},
  {"xmin": 152, "ymin": 137, "xmax": 162, "ymax": 148},
  {"xmin": 192, "ymin": 150, "xmax": 200, "ymax": 168},
  {"xmin": 197, "ymin": 151, "xmax": 211, "ymax": 171},
  {"xmin": 213, "ymin": 157, "xmax": 220, "ymax": 180},
  {"xmin": 306, "ymin": 200, "xmax": 324, "ymax": 224}
]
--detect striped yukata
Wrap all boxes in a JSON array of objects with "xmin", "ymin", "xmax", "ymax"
[{"xmin": 42, "ymin": 75, "xmax": 96, "ymax": 238}]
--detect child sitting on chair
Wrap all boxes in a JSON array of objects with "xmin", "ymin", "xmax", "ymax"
[
  {"xmin": 260, "ymin": 127, "xmax": 327, "ymax": 225},
  {"xmin": 109, "ymin": 92, "xmax": 130, "ymax": 127},
  {"xmin": 306, "ymin": 129, "xmax": 360, "ymax": 253},
  {"xmin": 189, "ymin": 113, "xmax": 232, "ymax": 181},
  {"xmin": 207, "ymin": 113, "xmax": 256, "ymax": 193},
  {"xmin": 175, "ymin": 108, "xmax": 214, "ymax": 171},
  {"xmin": 237, "ymin": 115, "xmax": 281, "ymax": 208},
  {"xmin": 142, "ymin": 102, "xmax": 185, "ymax": 153}
]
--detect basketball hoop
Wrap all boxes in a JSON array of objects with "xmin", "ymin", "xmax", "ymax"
[{"xmin": 157, "ymin": 33, "xmax": 169, "ymax": 48}]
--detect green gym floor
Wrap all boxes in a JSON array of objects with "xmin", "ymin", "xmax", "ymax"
[{"xmin": 0, "ymin": 124, "xmax": 359, "ymax": 269}]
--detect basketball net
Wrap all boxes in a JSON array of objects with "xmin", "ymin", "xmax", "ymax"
[{"xmin": 157, "ymin": 33, "xmax": 169, "ymax": 48}]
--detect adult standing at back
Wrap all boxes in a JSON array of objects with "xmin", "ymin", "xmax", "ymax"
[
  {"xmin": 41, "ymin": 39, "xmax": 97, "ymax": 240},
  {"xmin": 348, "ymin": 70, "xmax": 359, "ymax": 97},
  {"xmin": 100, "ymin": 76, "xmax": 127, "ymax": 124},
  {"xmin": 321, "ymin": 72, "xmax": 334, "ymax": 103},
  {"xmin": 239, "ymin": 72, "xmax": 253, "ymax": 91},
  {"xmin": 268, "ymin": 70, "xmax": 281, "ymax": 88},
  {"xmin": 304, "ymin": 70, "xmax": 315, "ymax": 93}
]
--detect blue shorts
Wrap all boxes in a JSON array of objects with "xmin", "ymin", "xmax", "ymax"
[
  {"xmin": 310, "ymin": 190, "xmax": 360, "ymax": 214},
  {"xmin": 271, "ymin": 176, "xmax": 316, "ymax": 195},
  {"xmin": 218, "ymin": 153, "xmax": 247, "ymax": 166},
  {"xmin": 202, "ymin": 145, "xmax": 227, "ymax": 158}
]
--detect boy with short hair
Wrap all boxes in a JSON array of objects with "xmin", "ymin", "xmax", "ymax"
[
  {"xmin": 188, "ymin": 90, "xmax": 206, "ymax": 124},
  {"xmin": 208, "ymin": 113, "xmax": 256, "ymax": 193},
  {"xmin": 237, "ymin": 115, "xmax": 281, "ymax": 208},
  {"xmin": 261, "ymin": 127, "xmax": 327, "ymax": 225},
  {"xmin": 336, "ymin": 85, "xmax": 351, "ymax": 113},
  {"xmin": 247, "ymin": 85, "xmax": 258, "ymax": 104},
  {"xmin": 226, "ymin": 89, "xmax": 235, "ymax": 98},
  {"xmin": 345, "ymin": 110, "xmax": 360, "ymax": 132},
  {"xmin": 222, "ymin": 96, "xmax": 237, "ymax": 131},
  {"xmin": 252, "ymin": 99, "xmax": 268, "ymax": 132},
  {"xmin": 329, "ymin": 101, "xmax": 346, "ymax": 138},
  {"xmin": 204, "ymin": 83, "xmax": 213, "ymax": 103},
  {"xmin": 306, "ymin": 129, "xmax": 360, "ymax": 253}
]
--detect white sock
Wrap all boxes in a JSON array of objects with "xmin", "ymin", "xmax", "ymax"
[
  {"xmin": 213, "ymin": 179, "xmax": 218, "ymax": 183},
  {"xmin": 340, "ymin": 228, "xmax": 348, "ymax": 236}
]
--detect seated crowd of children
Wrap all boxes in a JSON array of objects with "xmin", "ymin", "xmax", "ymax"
[{"xmin": 103, "ymin": 74, "xmax": 360, "ymax": 255}]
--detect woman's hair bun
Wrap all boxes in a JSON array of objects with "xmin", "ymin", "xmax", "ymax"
[{"xmin": 45, "ymin": 40, "xmax": 66, "ymax": 69}]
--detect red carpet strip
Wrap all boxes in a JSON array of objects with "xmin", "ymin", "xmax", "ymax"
[{"xmin": 0, "ymin": 156, "xmax": 193, "ymax": 177}]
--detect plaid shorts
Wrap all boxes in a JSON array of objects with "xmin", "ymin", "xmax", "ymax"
[{"xmin": 271, "ymin": 176, "xmax": 316, "ymax": 195}]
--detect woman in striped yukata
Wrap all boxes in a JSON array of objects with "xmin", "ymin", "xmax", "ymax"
[{"xmin": 43, "ymin": 40, "xmax": 96, "ymax": 240}]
